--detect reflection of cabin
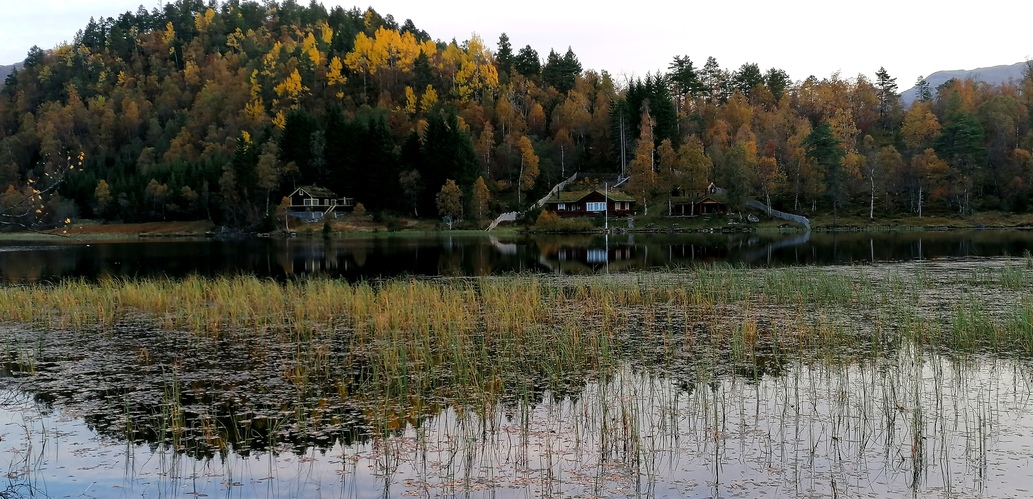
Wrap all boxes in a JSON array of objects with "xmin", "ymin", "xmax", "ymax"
[
  {"xmin": 287, "ymin": 186, "xmax": 355, "ymax": 222},
  {"xmin": 542, "ymin": 190, "xmax": 636, "ymax": 217},
  {"xmin": 537, "ymin": 241, "xmax": 638, "ymax": 273}
]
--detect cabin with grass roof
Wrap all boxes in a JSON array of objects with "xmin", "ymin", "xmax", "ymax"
[
  {"xmin": 668, "ymin": 194, "xmax": 728, "ymax": 216},
  {"xmin": 667, "ymin": 183, "xmax": 729, "ymax": 217},
  {"xmin": 286, "ymin": 186, "xmax": 355, "ymax": 222},
  {"xmin": 542, "ymin": 189, "xmax": 636, "ymax": 217}
]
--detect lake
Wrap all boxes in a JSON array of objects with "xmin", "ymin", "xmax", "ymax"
[
  {"xmin": 1, "ymin": 231, "xmax": 1032, "ymax": 497},
  {"xmin": 2, "ymin": 229, "xmax": 1033, "ymax": 283}
]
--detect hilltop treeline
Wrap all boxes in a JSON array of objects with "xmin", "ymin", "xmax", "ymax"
[{"xmin": 1, "ymin": 0, "xmax": 1032, "ymax": 228}]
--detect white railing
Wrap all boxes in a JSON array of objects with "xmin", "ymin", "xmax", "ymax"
[{"xmin": 486, "ymin": 172, "xmax": 580, "ymax": 231}]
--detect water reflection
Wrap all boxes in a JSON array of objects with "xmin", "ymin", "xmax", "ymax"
[
  {"xmin": 2, "ymin": 230, "xmax": 1033, "ymax": 283},
  {"xmin": 3, "ymin": 347, "xmax": 1032, "ymax": 497}
]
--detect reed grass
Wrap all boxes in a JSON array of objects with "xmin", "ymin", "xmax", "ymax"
[
  {"xmin": 2, "ymin": 260, "xmax": 1030, "ymax": 426},
  {"xmin": 7, "ymin": 259, "xmax": 1033, "ymax": 496}
]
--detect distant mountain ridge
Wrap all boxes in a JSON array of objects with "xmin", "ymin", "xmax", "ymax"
[
  {"xmin": 0, "ymin": 63, "xmax": 21, "ymax": 87},
  {"xmin": 901, "ymin": 61, "xmax": 1029, "ymax": 105}
]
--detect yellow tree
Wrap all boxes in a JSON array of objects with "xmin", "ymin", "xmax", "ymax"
[
  {"xmin": 869, "ymin": 144, "xmax": 902, "ymax": 218},
  {"xmin": 404, "ymin": 86, "xmax": 417, "ymax": 115},
  {"xmin": 302, "ymin": 32, "xmax": 324, "ymax": 76},
  {"xmin": 474, "ymin": 122, "xmax": 494, "ymax": 173},
  {"xmin": 343, "ymin": 32, "xmax": 381, "ymax": 93},
  {"xmin": 326, "ymin": 56, "xmax": 347, "ymax": 98},
  {"xmin": 911, "ymin": 148, "xmax": 951, "ymax": 217},
  {"xmin": 656, "ymin": 138, "xmax": 679, "ymax": 191},
  {"xmin": 420, "ymin": 85, "xmax": 439, "ymax": 114},
  {"xmin": 317, "ymin": 20, "xmax": 334, "ymax": 44},
  {"xmin": 679, "ymin": 136, "xmax": 712, "ymax": 194},
  {"xmin": 494, "ymin": 96, "xmax": 517, "ymax": 137},
  {"xmin": 527, "ymin": 102, "xmax": 546, "ymax": 136},
  {"xmin": 274, "ymin": 69, "xmax": 306, "ymax": 107},
  {"xmin": 451, "ymin": 35, "xmax": 499, "ymax": 102},
  {"xmin": 551, "ymin": 89, "xmax": 591, "ymax": 142},
  {"xmin": 901, "ymin": 101, "xmax": 942, "ymax": 152},
  {"xmin": 436, "ymin": 179, "xmax": 463, "ymax": 228},
  {"xmin": 144, "ymin": 179, "xmax": 169, "ymax": 219},
  {"xmin": 754, "ymin": 156, "xmax": 784, "ymax": 210},
  {"xmin": 552, "ymin": 128, "xmax": 574, "ymax": 177},
  {"xmin": 94, "ymin": 179, "xmax": 112, "ymax": 216},
  {"xmin": 255, "ymin": 141, "xmax": 282, "ymax": 215},
  {"xmin": 517, "ymin": 135, "xmax": 539, "ymax": 206},
  {"xmin": 626, "ymin": 107, "xmax": 656, "ymax": 214},
  {"xmin": 471, "ymin": 176, "xmax": 491, "ymax": 221},
  {"xmin": 721, "ymin": 93, "xmax": 754, "ymax": 136},
  {"xmin": 194, "ymin": 8, "xmax": 215, "ymax": 32}
]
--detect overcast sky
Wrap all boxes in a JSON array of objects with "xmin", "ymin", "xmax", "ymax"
[{"xmin": 3, "ymin": 0, "xmax": 1031, "ymax": 90}]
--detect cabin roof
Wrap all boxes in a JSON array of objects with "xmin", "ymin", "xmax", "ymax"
[
  {"xmin": 546, "ymin": 189, "xmax": 636, "ymax": 204},
  {"xmin": 293, "ymin": 185, "xmax": 338, "ymax": 198},
  {"xmin": 669, "ymin": 195, "xmax": 726, "ymax": 204}
]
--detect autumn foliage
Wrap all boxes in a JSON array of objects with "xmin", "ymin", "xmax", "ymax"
[{"xmin": 1, "ymin": 1, "xmax": 1032, "ymax": 230}]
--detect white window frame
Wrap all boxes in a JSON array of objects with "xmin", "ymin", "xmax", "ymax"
[{"xmin": 586, "ymin": 201, "xmax": 606, "ymax": 212}]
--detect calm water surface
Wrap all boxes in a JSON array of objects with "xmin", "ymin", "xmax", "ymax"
[
  {"xmin": 2, "ymin": 229, "xmax": 1033, "ymax": 283},
  {"xmin": 2, "ymin": 347, "xmax": 1031, "ymax": 498}
]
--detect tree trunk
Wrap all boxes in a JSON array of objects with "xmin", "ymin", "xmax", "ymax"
[{"xmin": 869, "ymin": 177, "xmax": 875, "ymax": 220}]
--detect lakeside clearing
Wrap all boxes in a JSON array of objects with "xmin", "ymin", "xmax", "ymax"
[{"xmin": 7, "ymin": 209, "xmax": 1033, "ymax": 241}]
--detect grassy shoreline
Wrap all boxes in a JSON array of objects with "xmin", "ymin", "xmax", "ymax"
[
  {"xmin": 0, "ymin": 208, "xmax": 1024, "ymax": 240},
  {"xmin": 0, "ymin": 203, "xmax": 1025, "ymax": 242},
  {"xmin": 5, "ymin": 259, "xmax": 1032, "ymax": 361}
]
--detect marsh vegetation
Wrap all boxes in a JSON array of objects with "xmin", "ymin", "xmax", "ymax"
[{"xmin": 1, "ymin": 254, "xmax": 1032, "ymax": 496}]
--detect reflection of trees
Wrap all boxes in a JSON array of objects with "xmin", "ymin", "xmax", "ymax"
[
  {"xmin": 0, "ymin": 245, "xmax": 79, "ymax": 283},
  {"xmin": 8, "ymin": 231, "xmax": 1033, "ymax": 284},
  {"xmin": 1, "ymin": 326, "xmax": 381, "ymax": 460},
  {"xmin": 0, "ymin": 304, "xmax": 813, "ymax": 460}
]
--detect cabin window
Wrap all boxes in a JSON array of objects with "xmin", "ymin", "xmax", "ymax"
[
  {"xmin": 557, "ymin": 203, "xmax": 566, "ymax": 211},
  {"xmin": 304, "ymin": 198, "xmax": 315, "ymax": 206},
  {"xmin": 586, "ymin": 202, "xmax": 606, "ymax": 212}
]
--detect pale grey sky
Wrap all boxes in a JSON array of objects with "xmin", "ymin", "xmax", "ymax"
[{"xmin": 2, "ymin": 0, "xmax": 1030, "ymax": 90}]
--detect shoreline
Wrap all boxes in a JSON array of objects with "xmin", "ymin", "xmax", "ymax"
[{"xmin": 2, "ymin": 211, "xmax": 1033, "ymax": 241}]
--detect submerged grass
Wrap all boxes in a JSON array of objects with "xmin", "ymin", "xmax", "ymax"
[{"xmin": 2, "ymin": 258, "xmax": 1032, "ymax": 437}]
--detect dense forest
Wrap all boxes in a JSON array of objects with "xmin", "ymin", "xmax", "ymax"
[{"xmin": 2, "ymin": 0, "xmax": 1033, "ymax": 230}]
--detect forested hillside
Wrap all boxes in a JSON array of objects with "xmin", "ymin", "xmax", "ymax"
[{"xmin": 1, "ymin": 0, "xmax": 1032, "ymax": 230}]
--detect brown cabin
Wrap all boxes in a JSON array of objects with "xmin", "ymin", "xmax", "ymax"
[
  {"xmin": 542, "ymin": 189, "xmax": 636, "ymax": 217},
  {"xmin": 668, "ymin": 195, "xmax": 729, "ymax": 216},
  {"xmin": 668, "ymin": 184, "xmax": 728, "ymax": 216},
  {"xmin": 287, "ymin": 186, "xmax": 355, "ymax": 221}
]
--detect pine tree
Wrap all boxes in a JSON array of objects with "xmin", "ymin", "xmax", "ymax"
[
  {"xmin": 513, "ymin": 45, "xmax": 540, "ymax": 78},
  {"xmin": 804, "ymin": 122, "xmax": 846, "ymax": 225},
  {"xmin": 496, "ymin": 33, "xmax": 513, "ymax": 75},
  {"xmin": 875, "ymin": 67, "xmax": 899, "ymax": 128}
]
